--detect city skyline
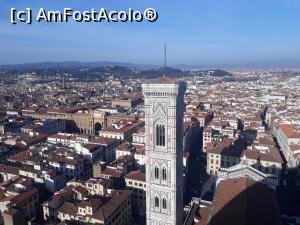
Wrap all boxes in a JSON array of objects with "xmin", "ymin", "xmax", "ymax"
[
  {"xmin": 0, "ymin": 67, "xmax": 299, "ymax": 225},
  {"xmin": 1, "ymin": 0, "xmax": 300, "ymax": 66},
  {"xmin": 0, "ymin": 1, "xmax": 300, "ymax": 225}
]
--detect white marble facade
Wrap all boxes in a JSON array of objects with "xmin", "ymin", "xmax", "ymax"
[{"xmin": 142, "ymin": 78, "xmax": 186, "ymax": 225}]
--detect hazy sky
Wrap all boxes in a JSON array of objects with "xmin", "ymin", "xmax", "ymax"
[{"xmin": 1, "ymin": 0, "xmax": 300, "ymax": 65}]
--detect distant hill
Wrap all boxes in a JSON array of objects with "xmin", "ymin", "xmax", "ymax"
[
  {"xmin": 0, "ymin": 61, "xmax": 232, "ymax": 80},
  {"xmin": 0, "ymin": 61, "xmax": 157, "ymax": 70},
  {"xmin": 211, "ymin": 69, "xmax": 232, "ymax": 77},
  {"xmin": 175, "ymin": 59, "xmax": 300, "ymax": 69},
  {"xmin": 136, "ymin": 67, "xmax": 187, "ymax": 78},
  {"xmin": 1, "ymin": 59, "xmax": 300, "ymax": 71}
]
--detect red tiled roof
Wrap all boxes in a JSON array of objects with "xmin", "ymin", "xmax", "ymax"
[
  {"xmin": 90, "ymin": 137, "xmax": 115, "ymax": 145},
  {"xmin": 279, "ymin": 124, "xmax": 300, "ymax": 138},
  {"xmin": 8, "ymin": 151, "xmax": 30, "ymax": 163},
  {"xmin": 124, "ymin": 170, "xmax": 145, "ymax": 182},
  {"xmin": 24, "ymin": 133, "xmax": 48, "ymax": 146},
  {"xmin": 242, "ymin": 146, "xmax": 283, "ymax": 164},
  {"xmin": 101, "ymin": 167, "xmax": 122, "ymax": 177},
  {"xmin": 0, "ymin": 165, "xmax": 19, "ymax": 175},
  {"xmin": 11, "ymin": 187, "xmax": 38, "ymax": 205},
  {"xmin": 289, "ymin": 144, "xmax": 300, "ymax": 152},
  {"xmin": 82, "ymin": 144, "xmax": 98, "ymax": 152},
  {"xmin": 209, "ymin": 177, "xmax": 279, "ymax": 225},
  {"xmin": 207, "ymin": 138, "xmax": 243, "ymax": 158},
  {"xmin": 102, "ymin": 190, "xmax": 131, "ymax": 218},
  {"xmin": 101, "ymin": 120, "xmax": 144, "ymax": 134},
  {"xmin": 194, "ymin": 206, "xmax": 209, "ymax": 225}
]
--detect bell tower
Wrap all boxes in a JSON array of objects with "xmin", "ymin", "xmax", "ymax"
[{"xmin": 142, "ymin": 76, "xmax": 186, "ymax": 225}]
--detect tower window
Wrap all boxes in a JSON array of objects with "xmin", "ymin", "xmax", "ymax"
[
  {"xmin": 156, "ymin": 125, "xmax": 165, "ymax": 146},
  {"xmin": 162, "ymin": 168, "xmax": 167, "ymax": 181},
  {"xmin": 154, "ymin": 197, "xmax": 159, "ymax": 207},
  {"xmin": 162, "ymin": 198, "xmax": 167, "ymax": 209},
  {"xmin": 154, "ymin": 167, "xmax": 159, "ymax": 179}
]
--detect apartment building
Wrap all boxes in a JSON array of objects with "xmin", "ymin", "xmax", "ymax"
[
  {"xmin": 100, "ymin": 119, "xmax": 144, "ymax": 141},
  {"xmin": 207, "ymin": 138, "xmax": 283, "ymax": 180},
  {"xmin": 43, "ymin": 182, "xmax": 132, "ymax": 225},
  {"xmin": 277, "ymin": 124, "xmax": 300, "ymax": 168},
  {"xmin": 111, "ymin": 94, "xmax": 143, "ymax": 109},
  {"xmin": 203, "ymin": 127, "xmax": 223, "ymax": 152},
  {"xmin": 124, "ymin": 170, "xmax": 146, "ymax": 216},
  {"xmin": 0, "ymin": 176, "xmax": 40, "ymax": 222}
]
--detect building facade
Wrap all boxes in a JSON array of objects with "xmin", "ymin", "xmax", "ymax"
[
  {"xmin": 42, "ymin": 181, "xmax": 132, "ymax": 225},
  {"xmin": 142, "ymin": 77, "xmax": 186, "ymax": 225},
  {"xmin": 206, "ymin": 138, "xmax": 283, "ymax": 182},
  {"xmin": 124, "ymin": 170, "xmax": 146, "ymax": 216}
]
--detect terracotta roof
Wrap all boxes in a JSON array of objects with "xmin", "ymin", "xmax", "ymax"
[
  {"xmin": 209, "ymin": 177, "xmax": 280, "ymax": 225},
  {"xmin": 116, "ymin": 142, "xmax": 134, "ymax": 152},
  {"xmin": 90, "ymin": 137, "xmax": 115, "ymax": 145},
  {"xmin": 19, "ymin": 165, "xmax": 39, "ymax": 174},
  {"xmin": 279, "ymin": 124, "xmax": 300, "ymax": 138},
  {"xmin": 58, "ymin": 202, "xmax": 77, "ymax": 215},
  {"xmin": 289, "ymin": 144, "xmax": 300, "ymax": 152},
  {"xmin": 8, "ymin": 151, "xmax": 30, "ymax": 163},
  {"xmin": 102, "ymin": 190, "xmax": 131, "ymax": 218},
  {"xmin": 74, "ymin": 186, "xmax": 88, "ymax": 195},
  {"xmin": 124, "ymin": 170, "xmax": 145, "ymax": 182},
  {"xmin": 242, "ymin": 146, "xmax": 283, "ymax": 164},
  {"xmin": 207, "ymin": 138, "xmax": 243, "ymax": 158},
  {"xmin": 48, "ymin": 133, "xmax": 70, "ymax": 140},
  {"xmin": 78, "ymin": 198, "xmax": 102, "ymax": 209},
  {"xmin": 0, "ymin": 165, "xmax": 19, "ymax": 175},
  {"xmin": 82, "ymin": 144, "xmax": 98, "ymax": 152},
  {"xmin": 101, "ymin": 167, "xmax": 122, "ymax": 177},
  {"xmin": 11, "ymin": 187, "xmax": 38, "ymax": 205},
  {"xmin": 194, "ymin": 206, "xmax": 209, "ymax": 225},
  {"xmin": 24, "ymin": 133, "xmax": 48, "ymax": 146},
  {"xmin": 57, "ymin": 190, "xmax": 131, "ymax": 222},
  {"xmin": 101, "ymin": 120, "xmax": 144, "ymax": 134},
  {"xmin": 257, "ymin": 136, "xmax": 276, "ymax": 146},
  {"xmin": 47, "ymin": 106, "xmax": 83, "ymax": 114},
  {"xmin": 203, "ymin": 127, "xmax": 213, "ymax": 133}
]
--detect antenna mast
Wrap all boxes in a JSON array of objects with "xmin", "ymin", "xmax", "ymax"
[{"xmin": 164, "ymin": 42, "xmax": 167, "ymax": 76}]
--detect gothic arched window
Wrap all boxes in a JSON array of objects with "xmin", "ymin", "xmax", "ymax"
[
  {"xmin": 154, "ymin": 167, "xmax": 159, "ymax": 179},
  {"xmin": 156, "ymin": 124, "xmax": 165, "ymax": 146},
  {"xmin": 162, "ymin": 168, "xmax": 167, "ymax": 181},
  {"xmin": 154, "ymin": 197, "xmax": 159, "ymax": 207},
  {"xmin": 162, "ymin": 198, "xmax": 167, "ymax": 209}
]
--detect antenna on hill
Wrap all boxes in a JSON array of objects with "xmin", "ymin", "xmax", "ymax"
[{"xmin": 164, "ymin": 42, "xmax": 167, "ymax": 76}]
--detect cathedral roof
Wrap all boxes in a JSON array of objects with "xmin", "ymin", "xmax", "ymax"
[{"xmin": 208, "ymin": 177, "xmax": 279, "ymax": 225}]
